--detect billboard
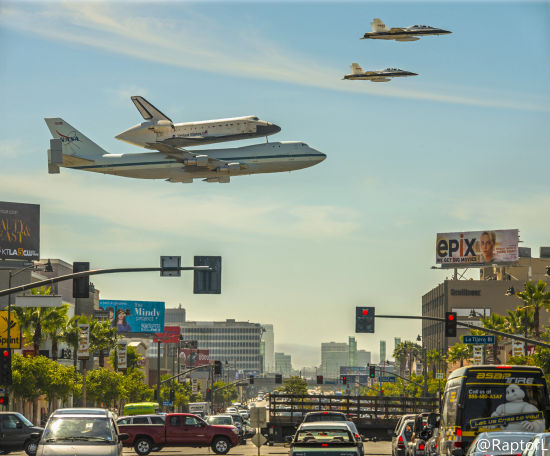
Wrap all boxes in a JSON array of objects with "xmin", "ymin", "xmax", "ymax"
[
  {"xmin": 0, "ymin": 311, "xmax": 21, "ymax": 349},
  {"xmin": 436, "ymin": 229, "xmax": 519, "ymax": 267},
  {"xmin": 77, "ymin": 323, "xmax": 90, "ymax": 359},
  {"xmin": 179, "ymin": 349, "xmax": 209, "ymax": 368},
  {"xmin": 153, "ymin": 326, "xmax": 181, "ymax": 344},
  {"xmin": 0, "ymin": 201, "xmax": 40, "ymax": 260},
  {"xmin": 99, "ymin": 299, "xmax": 165, "ymax": 333}
]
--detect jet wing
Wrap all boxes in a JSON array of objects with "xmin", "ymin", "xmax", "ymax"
[
  {"xmin": 145, "ymin": 142, "xmax": 229, "ymax": 170},
  {"xmin": 388, "ymin": 27, "xmax": 405, "ymax": 33}
]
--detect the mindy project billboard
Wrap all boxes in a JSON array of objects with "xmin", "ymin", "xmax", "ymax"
[
  {"xmin": 0, "ymin": 201, "xmax": 40, "ymax": 260},
  {"xmin": 99, "ymin": 299, "xmax": 165, "ymax": 333}
]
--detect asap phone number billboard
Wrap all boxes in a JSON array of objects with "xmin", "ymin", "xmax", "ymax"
[{"xmin": 436, "ymin": 229, "xmax": 519, "ymax": 268}]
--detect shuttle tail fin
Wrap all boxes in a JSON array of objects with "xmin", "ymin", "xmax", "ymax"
[
  {"xmin": 371, "ymin": 18, "xmax": 388, "ymax": 32},
  {"xmin": 351, "ymin": 63, "xmax": 364, "ymax": 75},
  {"xmin": 131, "ymin": 96, "xmax": 172, "ymax": 122},
  {"xmin": 44, "ymin": 118, "xmax": 108, "ymax": 161}
]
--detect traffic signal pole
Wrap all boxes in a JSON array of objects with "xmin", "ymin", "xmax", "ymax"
[{"xmin": 375, "ymin": 315, "xmax": 550, "ymax": 348}]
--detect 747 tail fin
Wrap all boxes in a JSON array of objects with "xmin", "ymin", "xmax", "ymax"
[{"xmin": 44, "ymin": 118, "xmax": 108, "ymax": 161}]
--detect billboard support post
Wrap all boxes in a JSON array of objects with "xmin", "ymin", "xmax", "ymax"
[{"xmin": 157, "ymin": 340, "xmax": 161, "ymax": 405}]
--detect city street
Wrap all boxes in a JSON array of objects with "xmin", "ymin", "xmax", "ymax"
[{"xmin": 9, "ymin": 440, "xmax": 392, "ymax": 456}]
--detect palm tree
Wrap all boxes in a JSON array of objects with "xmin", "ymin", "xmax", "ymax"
[
  {"xmin": 393, "ymin": 342, "xmax": 409, "ymax": 377},
  {"xmin": 447, "ymin": 343, "xmax": 472, "ymax": 368},
  {"xmin": 480, "ymin": 313, "xmax": 507, "ymax": 364},
  {"xmin": 89, "ymin": 319, "xmax": 119, "ymax": 367},
  {"xmin": 62, "ymin": 315, "xmax": 86, "ymax": 368},
  {"xmin": 505, "ymin": 308, "xmax": 535, "ymax": 337},
  {"xmin": 426, "ymin": 349, "xmax": 444, "ymax": 377},
  {"xmin": 42, "ymin": 304, "xmax": 69, "ymax": 361},
  {"xmin": 13, "ymin": 287, "xmax": 69, "ymax": 356},
  {"xmin": 516, "ymin": 280, "xmax": 550, "ymax": 340}
]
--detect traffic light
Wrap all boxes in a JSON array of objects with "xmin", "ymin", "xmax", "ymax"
[
  {"xmin": 0, "ymin": 396, "xmax": 8, "ymax": 406},
  {"xmin": 214, "ymin": 360, "xmax": 222, "ymax": 375},
  {"xmin": 73, "ymin": 262, "xmax": 90, "ymax": 298},
  {"xmin": 316, "ymin": 375, "xmax": 324, "ymax": 385},
  {"xmin": 206, "ymin": 388, "xmax": 212, "ymax": 401},
  {"xmin": 445, "ymin": 312, "xmax": 457, "ymax": 338},
  {"xmin": 249, "ymin": 375, "xmax": 254, "ymax": 384},
  {"xmin": 341, "ymin": 375, "xmax": 347, "ymax": 385},
  {"xmin": 275, "ymin": 374, "xmax": 282, "ymax": 384},
  {"xmin": 170, "ymin": 389, "xmax": 175, "ymax": 402},
  {"xmin": 0, "ymin": 349, "xmax": 12, "ymax": 385},
  {"xmin": 356, "ymin": 307, "xmax": 375, "ymax": 333},
  {"xmin": 369, "ymin": 365, "xmax": 376, "ymax": 378},
  {"xmin": 194, "ymin": 256, "xmax": 222, "ymax": 294}
]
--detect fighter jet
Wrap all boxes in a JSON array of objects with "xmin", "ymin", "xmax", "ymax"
[
  {"xmin": 115, "ymin": 96, "xmax": 281, "ymax": 149},
  {"xmin": 362, "ymin": 18, "xmax": 452, "ymax": 41},
  {"xmin": 343, "ymin": 63, "xmax": 417, "ymax": 82},
  {"xmin": 45, "ymin": 118, "xmax": 325, "ymax": 184}
]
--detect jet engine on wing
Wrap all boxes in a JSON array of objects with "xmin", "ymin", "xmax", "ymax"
[
  {"xmin": 184, "ymin": 155, "xmax": 209, "ymax": 167},
  {"xmin": 217, "ymin": 162, "xmax": 241, "ymax": 174}
]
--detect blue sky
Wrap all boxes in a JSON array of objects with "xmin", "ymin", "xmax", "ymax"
[{"xmin": 1, "ymin": 1, "xmax": 549, "ymax": 368}]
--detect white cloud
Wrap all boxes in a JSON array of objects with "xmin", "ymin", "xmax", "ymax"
[{"xmin": 1, "ymin": 2, "xmax": 549, "ymax": 112}]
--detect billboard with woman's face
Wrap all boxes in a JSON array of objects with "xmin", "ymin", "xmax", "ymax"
[
  {"xmin": 436, "ymin": 229, "xmax": 519, "ymax": 267},
  {"xmin": 99, "ymin": 299, "xmax": 165, "ymax": 333}
]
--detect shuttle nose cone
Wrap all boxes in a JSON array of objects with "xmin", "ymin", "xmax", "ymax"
[{"xmin": 257, "ymin": 123, "xmax": 281, "ymax": 136}]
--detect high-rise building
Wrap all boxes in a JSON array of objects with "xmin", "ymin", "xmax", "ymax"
[
  {"xmin": 180, "ymin": 319, "xmax": 263, "ymax": 373},
  {"xmin": 348, "ymin": 336, "xmax": 357, "ymax": 367},
  {"xmin": 356, "ymin": 350, "xmax": 371, "ymax": 367},
  {"xmin": 275, "ymin": 352, "xmax": 292, "ymax": 377},
  {"xmin": 321, "ymin": 342, "xmax": 348, "ymax": 378},
  {"xmin": 261, "ymin": 324, "xmax": 275, "ymax": 372},
  {"xmin": 380, "ymin": 340, "xmax": 386, "ymax": 363},
  {"xmin": 165, "ymin": 304, "xmax": 186, "ymax": 324}
]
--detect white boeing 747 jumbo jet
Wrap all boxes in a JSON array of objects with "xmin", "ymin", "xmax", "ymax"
[
  {"xmin": 45, "ymin": 118, "xmax": 326, "ymax": 183},
  {"xmin": 115, "ymin": 96, "xmax": 281, "ymax": 148}
]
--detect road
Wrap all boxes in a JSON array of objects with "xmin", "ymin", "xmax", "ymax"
[{"xmin": 10, "ymin": 439, "xmax": 392, "ymax": 456}]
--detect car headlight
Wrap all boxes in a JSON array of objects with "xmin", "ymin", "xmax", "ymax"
[{"xmin": 232, "ymin": 428, "xmax": 239, "ymax": 434}]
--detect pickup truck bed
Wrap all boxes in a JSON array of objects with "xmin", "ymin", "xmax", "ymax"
[{"xmin": 118, "ymin": 413, "xmax": 240, "ymax": 455}]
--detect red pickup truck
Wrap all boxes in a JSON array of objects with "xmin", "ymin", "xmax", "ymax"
[{"xmin": 118, "ymin": 413, "xmax": 240, "ymax": 455}]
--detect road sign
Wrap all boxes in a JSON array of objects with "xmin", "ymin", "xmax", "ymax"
[
  {"xmin": 192, "ymin": 378, "xmax": 198, "ymax": 394},
  {"xmin": 250, "ymin": 407, "xmax": 267, "ymax": 428},
  {"xmin": 463, "ymin": 335, "xmax": 495, "ymax": 344},
  {"xmin": 512, "ymin": 341, "xmax": 525, "ymax": 357},
  {"xmin": 162, "ymin": 401, "xmax": 173, "ymax": 406},
  {"xmin": 15, "ymin": 295, "xmax": 63, "ymax": 307},
  {"xmin": 251, "ymin": 433, "xmax": 267, "ymax": 448},
  {"xmin": 435, "ymin": 373, "xmax": 445, "ymax": 380},
  {"xmin": 0, "ymin": 311, "xmax": 21, "ymax": 349},
  {"xmin": 473, "ymin": 345, "xmax": 484, "ymax": 365},
  {"xmin": 379, "ymin": 376, "xmax": 396, "ymax": 383}
]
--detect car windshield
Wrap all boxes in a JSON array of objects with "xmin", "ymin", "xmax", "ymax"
[
  {"xmin": 305, "ymin": 414, "xmax": 346, "ymax": 422},
  {"xmin": 472, "ymin": 434, "xmax": 536, "ymax": 454},
  {"xmin": 15, "ymin": 413, "xmax": 34, "ymax": 427},
  {"xmin": 295, "ymin": 428, "xmax": 353, "ymax": 444},
  {"xmin": 43, "ymin": 417, "xmax": 115, "ymax": 442},
  {"xmin": 208, "ymin": 416, "xmax": 233, "ymax": 425}
]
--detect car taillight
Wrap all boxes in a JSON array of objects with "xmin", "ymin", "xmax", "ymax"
[
  {"xmin": 399, "ymin": 436, "xmax": 404, "ymax": 443},
  {"xmin": 455, "ymin": 428, "xmax": 462, "ymax": 436},
  {"xmin": 355, "ymin": 434, "xmax": 360, "ymax": 439},
  {"xmin": 419, "ymin": 443, "xmax": 425, "ymax": 450},
  {"xmin": 453, "ymin": 427, "xmax": 462, "ymax": 448},
  {"xmin": 322, "ymin": 443, "xmax": 328, "ymax": 447}
]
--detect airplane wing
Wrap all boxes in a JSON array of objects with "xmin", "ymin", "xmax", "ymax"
[
  {"xmin": 145, "ymin": 142, "xmax": 232, "ymax": 170},
  {"xmin": 389, "ymin": 27, "xmax": 405, "ymax": 33},
  {"xmin": 131, "ymin": 96, "xmax": 172, "ymax": 122}
]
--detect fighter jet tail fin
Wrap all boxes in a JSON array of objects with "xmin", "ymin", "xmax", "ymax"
[
  {"xmin": 131, "ymin": 96, "xmax": 172, "ymax": 122},
  {"xmin": 44, "ymin": 118, "xmax": 108, "ymax": 161},
  {"xmin": 351, "ymin": 63, "xmax": 364, "ymax": 75},
  {"xmin": 371, "ymin": 18, "xmax": 388, "ymax": 32}
]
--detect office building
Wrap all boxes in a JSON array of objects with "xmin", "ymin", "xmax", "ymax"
[
  {"xmin": 380, "ymin": 340, "xmax": 386, "ymax": 363},
  {"xmin": 321, "ymin": 342, "xmax": 348, "ymax": 378},
  {"xmin": 180, "ymin": 319, "xmax": 263, "ymax": 373},
  {"xmin": 165, "ymin": 304, "xmax": 186, "ymax": 324},
  {"xmin": 348, "ymin": 336, "xmax": 357, "ymax": 367},
  {"xmin": 356, "ymin": 349, "xmax": 371, "ymax": 367},
  {"xmin": 261, "ymin": 324, "xmax": 275, "ymax": 372},
  {"xmin": 275, "ymin": 352, "xmax": 292, "ymax": 377}
]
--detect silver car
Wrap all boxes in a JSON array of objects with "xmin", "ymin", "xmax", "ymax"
[{"xmin": 35, "ymin": 408, "xmax": 129, "ymax": 456}]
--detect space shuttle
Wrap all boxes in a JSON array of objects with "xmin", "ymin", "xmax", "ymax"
[{"xmin": 115, "ymin": 96, "xmax": 281, "ymax": 149}]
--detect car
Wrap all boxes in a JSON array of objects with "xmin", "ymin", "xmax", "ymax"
[
  {"xmin": 0, "ymin": 411, "xmax": 43, "ymax": 456},
  {"xmin": 406, "ymin": 413, "xmax": 438, "ymax": 456},
  {"xmin": 301, "ymin": 411, "xmax": 363, "ymax": 456},
  {"xmin": 464, "ymin": 432, "xmax": 537, "ymax": 456},
  {"xmin": 392, "ymin": 419, "xmax": 414, "ymax": 456},
  {"xmin": 35, "ymin": 407, "xmax": 128, "ymax": 456},
  {"xmin": 289, "ymin": 422, "xmax": 361, "ymax": 456},
  {"xmin": 206, "ymin": 415, "xmax": 236, "ymax": 427},
  {"xmin": 116, "ymin": 414, "xmax": 165, "ymax": 426},
  {"xmin": 521, "ymin": 433, "xmax": 550, "ymax": 456}
]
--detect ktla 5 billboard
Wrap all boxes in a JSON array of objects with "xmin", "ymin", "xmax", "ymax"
[
  {"xmin": 0, "ymin": 201, "xmax": 40, "ymax": 260},
  {"xmin": 436, "ymin": 229, "xmax": 519, "ymax": 267}
]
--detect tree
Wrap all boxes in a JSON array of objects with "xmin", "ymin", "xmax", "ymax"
[
  {"xmin": 121, "ymin": 370, "xmax": 154, "ymax": 404},
  {"xmin": 89, "ymin": 319, "xmax": 118, "ymax": 367},
  {"xmin": 42, "ymin": 303, "xmax": 69, "ymax": 361},
  {"xmin": 426, "ymin": 349, "xmax": 444, "ymax": 377},
  {"xmin": 277, "ymin": 376, "xmax": 308, "ymax": 394},
  {"xmin": 516, "ymin": 280, "xmax": 550, "ymax": 340},
  {"xmin": 393, "ymin": 342, "xmax": 409, "ymax": 377},
  {"xmin": 212, "ymin": 380, "xmax": 238, "ymax": 410},
  {"xmin": 86, "ymin": 368, "xmax": 125, "ymax": 407},
  {"xmin": 62, "ymin": 315, "xmax": 86, "ymax": 368},
  {"xmin": 505, "ymin": 307, "xmax": 535, "ymax": 338},
  {"xmin": 447, "ymin": 343, "xmax": 472, "ymax": 367},
  {"xmin": 479, "ymin": 313, "xmax": 507, "ymax": 363}
]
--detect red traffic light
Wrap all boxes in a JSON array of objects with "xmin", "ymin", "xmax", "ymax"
[
  {"xmin": 448, "ymin": 314, "xmax": 455, "ymax": 321},
  {"xmin": 0, "ymin": 397, "xmax": 7, "ymax": 405},
  {"xmin": 1, "ymin": 350, "xmax": 8, "ymax": 357},
  {"xmin": 362, "ymin": 309, "xmax": 369, "ymax": 315}
]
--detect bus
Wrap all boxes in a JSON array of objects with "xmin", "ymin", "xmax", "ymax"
[
  {"xmin": 123, "ymin": 402, "xmax": 160, "ymax": 416},
  {"xmin": 439, "ymin": 365, "xmax": 549, "ymax": 456}
]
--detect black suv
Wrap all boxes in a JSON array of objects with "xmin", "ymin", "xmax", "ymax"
[{"xmin": 0, "ymin": 411, "xmax": 43, "ymax": 455}]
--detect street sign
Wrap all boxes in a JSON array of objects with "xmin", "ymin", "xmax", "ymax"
[
  {"xmin": 379, "ymin": 376, "xmax": 396, "ymax": 383},
  {"xmin": 512, "ymin": 341, "xmax": 525, "ymax": 357},
  {"xmin": 160, "ymin": 256, "xmax": 181, "ymax": 277},
  {"xmin": 162, "ymin": 401, "xmax": 173, "ymax": 406},
  {"xmin": 192, "ymin": 378, "xmax": 198, "ymax": 394},
  {"xmin": 0, "ymin": 311, "xmax": 21, "ymax": 349},
  {"xmin": 463, "ymin": 335, "xmax": 495, "ymax": 344},
  {"xmin": 435, "ymin": 373, "xmax": 445, "ymax": 380},
  {"xmin": 15, "ymin": 295, "xmax": 63, "ymax": 307},
  {"xmin": 250, "ymin": 407, "xmax": 267, "ymax": 428},
  {"xmin": 251, "ymin": 433, "xmax": 267, "ymax": 448},
  {"xmin": 473, "ymin": 345, "xmax": 484, "ymax": 365}
]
